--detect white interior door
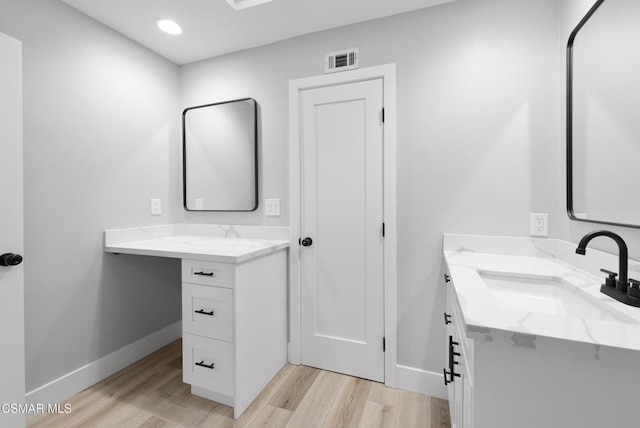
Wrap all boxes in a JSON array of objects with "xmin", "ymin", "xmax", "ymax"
[
  {"xmin": 300, "ymin": 78, "xmax": 385, "ymax": 382},
  {"xmin": 0, "ymin": 32, "xmax": 26, "ymax": 427}
]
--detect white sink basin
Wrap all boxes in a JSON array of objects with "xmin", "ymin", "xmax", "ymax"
[{"xmin": 479, "ymin": 273, "xmax": 631, "ymax": 323}]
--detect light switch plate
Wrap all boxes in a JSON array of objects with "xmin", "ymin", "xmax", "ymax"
[
  {"xmin": 265, "ymin": 199, "xmax": 281, "ymax": 216},
  {"xmin": 151, "ymin": 199, "xmax": 162, "ymax": 216}
]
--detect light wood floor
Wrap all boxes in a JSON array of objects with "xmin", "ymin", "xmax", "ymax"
[{"xmin": 28, "ymin": 339, "xmax": 450, "ymax": 428}]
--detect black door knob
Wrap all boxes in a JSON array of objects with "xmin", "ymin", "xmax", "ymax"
[
  {"xmin": 301, "ymin": 237, "xmax": 313, "ymax": 247},
  {"xmin": 0, "ymin": 253, "xmax": 23, "ymax": 267}
]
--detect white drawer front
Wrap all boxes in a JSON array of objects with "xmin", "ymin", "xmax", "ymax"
[
  {"xmin": 183, "ymin": 283, "xmax": 233, "ymax": 342},
  {"xmin": 182, "ymin": 259, "xmax": 233, "ymax": 288},
  {"xmin": 183, "ymin": 333, "xmax": 234, "ymax": 397}
]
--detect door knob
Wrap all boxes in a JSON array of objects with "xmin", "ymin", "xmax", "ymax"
[
  {"xmin": 0, "ymin": 253, "xmax": 23, "ymax": 267},
  {"xmin": 301, "ymin": 237, "xmax": 313, "ymax": 247}
]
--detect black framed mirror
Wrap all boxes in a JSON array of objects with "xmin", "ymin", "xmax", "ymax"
[
  {"xmin": 567, "ymin": 0, "xmax": 640, "ymax": 228},
  {"xmin": 183, "ymin": 98, "xmax": 258, "ymax": 212}
]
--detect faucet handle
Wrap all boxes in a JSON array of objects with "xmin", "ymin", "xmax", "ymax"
[
  {"xmin": 600, "ymin": 268, "xmax": 617, "ymax": 288},
  {"xmin": 629, "ymin": 279, "xmax": 640, "ymax": 298}
]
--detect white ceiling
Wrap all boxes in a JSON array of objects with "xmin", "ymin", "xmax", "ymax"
[{"xmin": 60, "ymin": 0, "xmax": 457, "ymax": 65}]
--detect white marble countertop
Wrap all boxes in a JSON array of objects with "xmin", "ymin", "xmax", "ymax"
[
  {"xmin": 105, "ymin": 224, "xmax": 290, "ymax": 263},
  {"xmin": 443, "ymin": 234, "xmax": 640, "ymax": 360}
]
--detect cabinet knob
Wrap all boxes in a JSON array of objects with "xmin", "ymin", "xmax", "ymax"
[
  {"xmin": 444, "ymin": 274, "xmax": 451, "ymax": 283},
  {"xmin": 301, "ymin": 237, "xmax": 313, "ymax": 247}
]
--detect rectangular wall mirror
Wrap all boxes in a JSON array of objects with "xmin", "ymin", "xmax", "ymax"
[
  {"xmin": 567, "ymin": 0, "xmax": 640, "ymax": 228},
  {"xmin": 183, "ymin": 98, "xmax": 258, "ymax": 212}
]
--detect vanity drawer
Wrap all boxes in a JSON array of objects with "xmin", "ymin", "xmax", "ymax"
[
  {"xmin": 182, "ymin": 259, "xmax": 233, "ymax": 288},
  {"xmin": 182, "ymin": 283, "xmax": 233, "ymax": 342},
  {"xmin": 183, "ymin": 333, "xmax": 234, "ymax": 397}
]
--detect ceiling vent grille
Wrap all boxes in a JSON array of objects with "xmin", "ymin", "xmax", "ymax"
[{"xmin": 324, "ymin": 48, "xmax": 359, "ymax": 74}]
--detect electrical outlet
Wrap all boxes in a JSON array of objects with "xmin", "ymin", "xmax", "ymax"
[
  {"xmin": 150, "ymin": 199, "xmax": 162, "ymax": 216},
  {"xmin": 530, "ymin": 213, "xmax": 548, "ymax": 237}
]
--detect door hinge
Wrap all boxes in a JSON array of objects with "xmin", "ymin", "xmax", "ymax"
[
  {"xmin": 383, "ymin": 337, "xmax": 386, "ymax": 352},
  {"xmin": 382, "ymin": 107, "xmax": 385, "ymax": 123},
  {"xmin": 382, "ymin": 223, "xmax": 385, "ymax": 237}
]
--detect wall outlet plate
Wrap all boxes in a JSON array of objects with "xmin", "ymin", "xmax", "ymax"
[
  {"xmin": 150, "ymin": 199, "xmax": 162, "ymax": 216},
  {"xmin": 530, "ymin": 213, "xmax": 548, "ymax": 237}
]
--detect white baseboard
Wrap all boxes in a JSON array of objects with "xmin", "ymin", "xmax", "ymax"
[
  {"xmin": 396, "ymin": 365, "xmax": 447, "ymax": 400},
  {"xmin": 26, "ymin": 321, "xmax": 182, "ymax": 417}
]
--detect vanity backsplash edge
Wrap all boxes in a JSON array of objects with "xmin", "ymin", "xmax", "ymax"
[{"xmin": 443, "ymin": 233, "xmax": 640, "ymax": 280}]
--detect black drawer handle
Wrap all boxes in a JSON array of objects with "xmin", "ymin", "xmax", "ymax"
[
  {"xmin": 449, "ymin": 336, "xmax": 459, "ymax": 347},
  {"xmin": 450, "ymin": 368, "xmax": 461, "ymax": 381},
  {"xmin": 444, "ymin": 274, "xmax": 451, "ymax": 283},
  {"xmin": 194, "ymin": 271, "xmax": 214, "ymax": 277},
  {"xmin": 443, "ymin": 368, "xmax": 451, "ymax": 386},
  {"xmin": 195, "ymin": 309, "xmax": 214, "ymax": 316},
  {"xmin": 444, "ymin": 312, "xmax": 452, "ymax": 325},
  {"xmin": 195, "ymin": 360, "xmax": 215, "ymax": 370}
]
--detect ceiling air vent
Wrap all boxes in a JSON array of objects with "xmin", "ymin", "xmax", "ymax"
[{"xmin": 324, "ymin": 48, "xmax": 359, "ymax": 74}]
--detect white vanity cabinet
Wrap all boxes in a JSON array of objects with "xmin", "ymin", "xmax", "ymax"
[
  {"xmin": 442, "ymin": 233, "xmax": 640, "ymax": 428},
  {"xmin": 104, "ymin": 225, "xmax": 291, "ymax": 419},
  {"xmin": 181, "ymin": 251, "xmax": 288, "ymax": 419},
  {"xmin": 444, "ymin": 274, "xmax": 474, "ymax": 428}
]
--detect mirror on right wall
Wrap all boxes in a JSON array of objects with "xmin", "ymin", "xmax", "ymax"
[{"xmin": 568, "ymin": 0, "xmax": 640, "ymax": 228}]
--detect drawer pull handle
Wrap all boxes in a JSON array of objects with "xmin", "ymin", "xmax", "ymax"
[
  {"xmin": 450, "ymin": 368, "xmax": 461, "ymax": 381},
  {"xmin": 195, "ymin": 309, "xmax": 214, "ymax": 316},
  {"xmin": 443, "ymin": 368, "xmax": 451, "ymax": 385},
  {"xmin": 195, "ymin": 360, "xmax": 215, "ymax": 370},
  {"xmin": 194, "ymin": 271, "xmax": 214, "ymax": 277},
  {"xmin": 444, "ymin": 312, "xmax": 452, "ymax": 325}
]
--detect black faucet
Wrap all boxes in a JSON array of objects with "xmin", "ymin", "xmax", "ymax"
[{"xmin": 575, "ymin": 230, "xmax": 640, "ymax": 307}]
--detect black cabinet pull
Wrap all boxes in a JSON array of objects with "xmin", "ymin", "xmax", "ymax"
[
  {"xmin": 448, "ymin": 335, "xmax": 462, "ymax": 382},
  {"xmin": 449, "ymin": 336, "xmax": 459, "ymax": 347},
  {"xmin": 194, "ymin": 271, "xmax": 214, "ymax": 277},
  {"xmin": 444, "ymin": 313, "xmax": 452, "ymax": 325},
  {"xmin": 195, "ymin": 309, "xmax": 214, "ymax": 316},
  {"xmin": 195, "ymin": 360, "xmax": 215, "ymax": 370},
  {"xmin": 443, "ymin": 368, "xmax": 451, "ymax": 386},
  {"xmin": 451, "ymin": 368, "xmax": 461, "ymax": 380},
  {"xmin": 444, "ymin": 274, "xmax": 451, "ymax": 283}
]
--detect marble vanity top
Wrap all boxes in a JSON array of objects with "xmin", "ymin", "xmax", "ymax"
[
  {"xmin": 105, "ymin": 224, "xmax": 290, "ymax": 263},
  {"xmin": 444, "ymin": 234, "xmax": 640, "ymax": 359}
]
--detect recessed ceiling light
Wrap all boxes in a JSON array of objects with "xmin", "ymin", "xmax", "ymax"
[
  {"xmin": 155, "ymin": 18, "xmax": 182, "ymax": 35},
  {"xmin": 225, "ymin": 0, "xmax": 275, "ymax": 11}
]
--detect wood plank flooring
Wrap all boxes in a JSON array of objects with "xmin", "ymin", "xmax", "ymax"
[{"xmin": 28, "ymin": 339, "xmax": 450, "ymax": 428}]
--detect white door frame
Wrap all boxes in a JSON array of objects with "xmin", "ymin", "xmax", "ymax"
[
  {"xmin": 0, "ymin": 31, "xmax": 25, "ymax": 427},
  {"xmin": 288, "ymin": 64, "xmax": 397, "ymax": 387}
]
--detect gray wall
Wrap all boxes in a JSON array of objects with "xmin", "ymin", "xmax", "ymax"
[
  {"xmin": 180, "ymin": 0, "xmax": 561, "ymax": 371},
  {"xmin": 4, "ymin": 0, "xmax": 621, "ymax": 393},
  {"xmin": 0, "ymin": 0, "xmax": 182, "ymax": 392}
]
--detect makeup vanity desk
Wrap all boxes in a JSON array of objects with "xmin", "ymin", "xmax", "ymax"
[{"xmin": 104, "ymin": 224, "xmax": 290, "ymax": 419}]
